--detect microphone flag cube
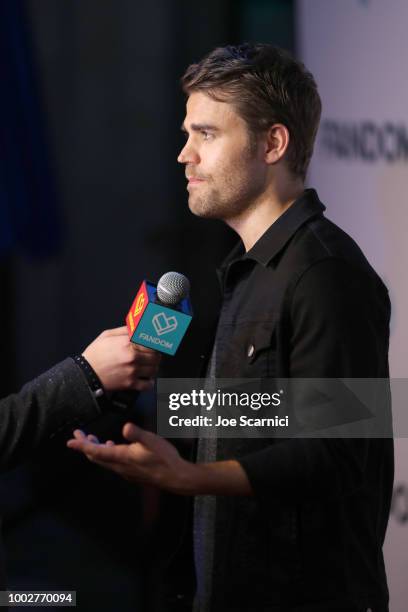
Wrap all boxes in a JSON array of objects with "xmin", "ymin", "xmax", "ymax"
[{"xmin": 126, "ymin": 280, "xmax": 192, "ymax": 356}]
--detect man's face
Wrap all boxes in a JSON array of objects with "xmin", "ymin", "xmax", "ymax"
[{"xmin": 178, "ymin": 92, "xmax": 267, "ymax": 221}]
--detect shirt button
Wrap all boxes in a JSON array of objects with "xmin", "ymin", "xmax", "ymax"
[{"xmin": 247, "ymin": 344, "xmax": 255, "ymax": 357}]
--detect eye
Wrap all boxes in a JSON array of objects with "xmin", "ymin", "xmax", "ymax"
[{"xmin": 201, "ymin": 130, "xmax": 213, "ymax": 141}]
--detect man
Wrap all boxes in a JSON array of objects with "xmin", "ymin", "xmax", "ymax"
[{"xmin": 69, "ymin": 44, "xmax": 393, "ymax": 612}]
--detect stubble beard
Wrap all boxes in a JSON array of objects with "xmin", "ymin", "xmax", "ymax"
[
  {"xmin": 188, "ymin": 167, "xmax": 265, "ymax": 221},
  {"xmin": 188, "ymin": 143, "xmax": 264, "ymax": 221}
]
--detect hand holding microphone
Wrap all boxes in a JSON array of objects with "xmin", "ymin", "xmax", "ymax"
[
  {"xmin": 82, "ymin": 272, "xmax": 192, "ymax": 394},
  {"xmin": 68, "ymin": 273, "xmax": 196, "ymax": 489},
  {"xmin": 82, "ymin": 327, "xmax": 161, "ymax": 392}
]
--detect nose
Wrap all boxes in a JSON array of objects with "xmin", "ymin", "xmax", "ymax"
[{"xmin": 177, "ymin": 140, "xmax": 200, "ymax": 165}]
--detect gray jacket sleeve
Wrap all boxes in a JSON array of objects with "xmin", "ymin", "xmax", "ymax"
[{"xmin": 0, "ymin": 357, "xmax": 102, "ymax": 471}]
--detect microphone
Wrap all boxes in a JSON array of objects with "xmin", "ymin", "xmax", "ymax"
[
  {"xmin": 126, "ymin": 272, "xmax": 193, "ymax": 355},
  {"xmin": 108, "ymin": 273, "xmax": 192, "ymax": 414}
]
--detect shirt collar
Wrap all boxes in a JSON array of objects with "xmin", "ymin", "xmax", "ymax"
[{"xmin": 219, "ymin": 189, "xmax": 326, "ymax": 276}]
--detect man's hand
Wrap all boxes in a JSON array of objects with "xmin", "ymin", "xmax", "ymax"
[
  {"xmin": 82, "ymin": 327, "xmax": 161, "ymax": 392},
  {"xmin": 67, "ymin": 423, "xmax": 196, "ymax": 495},
  {"xmin": 67, "ymin": 424, "xmax": 253, "ymax": 496}
]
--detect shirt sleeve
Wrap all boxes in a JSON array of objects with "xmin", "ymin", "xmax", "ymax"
[
  {"xmin": 238, "ymin": 257, "xmax": 391, "ymax": 502},
  {"xmin": 0, "ymin": 357, "xmax": 102, "ymax": 471}
]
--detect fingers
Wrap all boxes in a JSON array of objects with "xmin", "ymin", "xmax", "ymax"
[
  {"xmin": 101, "ymin": 330, "xmax": 161, "ymax": 363},
  {"xmin": 122, "ymin": 422, "xmax": 141, "ymax": 442},
  {"xmin": 122, "ymin": 422, "xmax": 144, "ymax": 442},
  {"xmin": 122, "ymin": 423, "xmax": 162, "ymax": 453},
  {"xmin": 133, "ymin": 377, "xmax": 155, "ymax": 392},
  {"xmin": 72, "ymin": 429, "xmax": 99, "ymax": 444},
  {"xmin": 131, "ymin": 357, "xmax": 161, "ymax": 372},
  {"xmin": 69, "ymin": 430, "xmax": 115, "ymax": 448},
  {"xmin": 67, "ymin": 438, "xmax": 127, "ymax": 463},
  {"xmin": 86, "ymin": 434, "xmax": 100, "ymax": 444},
  {"xmin": 72, "ymin": 429, "xmax": 87, "ymax": 440},
  {"xmin": 67, "ymin": 427, "xmax": 174, "ymax": 488},
  {"xmin": 131, "ymin": 365, "xmax": 158, "ymax": 378},
  {"xmin": 119, "ymin": 344, "xmax": 160, "ymax": 385},
  {"xmin": 83, "ymin": 330, "xmax": 161, "ymax": 392},
  {"xmin": 132, "ymin": 343, "xmax": 160, "ymax": 355},
  {"xmin": 132, "ymin": 346, "xmax": 161, "ymax": 365}
]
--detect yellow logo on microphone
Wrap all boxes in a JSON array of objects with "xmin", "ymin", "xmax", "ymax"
[{"xmin": 134, "ymin": 293, "xmax": 145, "ymax": 316}]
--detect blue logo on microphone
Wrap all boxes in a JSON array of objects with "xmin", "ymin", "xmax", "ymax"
[{"xmin": 129, "ymin": 281, "xmax": 192, "ymax": 355}]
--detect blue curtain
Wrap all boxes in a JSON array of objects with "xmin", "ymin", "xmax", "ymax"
[{"xmin": 0, "ymin": 0, "xmax": 62, "ymax": 258}]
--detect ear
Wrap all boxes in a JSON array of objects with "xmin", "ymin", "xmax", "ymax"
[{"xmin": 264, "ymin": 124, "xmax": 290, "ymax": 165}]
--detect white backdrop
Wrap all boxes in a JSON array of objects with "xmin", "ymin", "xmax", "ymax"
[{"xmin": 297, "ymin": 1, "xmax": 408, "ymax": 610}]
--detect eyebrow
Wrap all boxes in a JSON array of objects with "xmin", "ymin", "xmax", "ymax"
[{"xmin": 181, "ymin": 122, "xmax": 220, "ymax": 133}]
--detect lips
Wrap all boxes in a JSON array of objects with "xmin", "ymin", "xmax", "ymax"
[{"xmin": 186, "ymin": 176, "xmax": 205, "ymax": 189}]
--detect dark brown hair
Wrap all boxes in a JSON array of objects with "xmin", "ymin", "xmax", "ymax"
[{"xmin": 181, "ymin": 43, "xmax": 321, "ymax": 180}]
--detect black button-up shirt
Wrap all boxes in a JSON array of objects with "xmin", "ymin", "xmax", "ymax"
[{"xmin": 194, "ymin": 189, "xmax": 393, "ymax": 612}]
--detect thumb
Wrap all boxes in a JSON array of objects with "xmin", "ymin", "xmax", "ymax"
[
  {"xmin": 123, "ymin": 423, "xmax": 161, "ymax": 451},
  {"xmin": 123, "ymin": 422, "xmax": 143, "ymax": 442}
]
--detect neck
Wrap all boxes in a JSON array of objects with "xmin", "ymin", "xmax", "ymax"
[{"xmin": 226, "ymin": 177, "xmax": 305, "ymax": 252}]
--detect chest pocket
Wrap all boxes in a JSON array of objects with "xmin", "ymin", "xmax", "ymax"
[
  {"xmin": 222, "ymin": 320, "xmax": 278, "ymax": 379},
  {"xmin": 245, "ymin": 324, "xmax": 277, "ymax": 377}
]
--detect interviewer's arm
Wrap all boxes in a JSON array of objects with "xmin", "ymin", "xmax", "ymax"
[{"xmin": 0, "ymin": 326, "xmax": 160, "ymax": 471}]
